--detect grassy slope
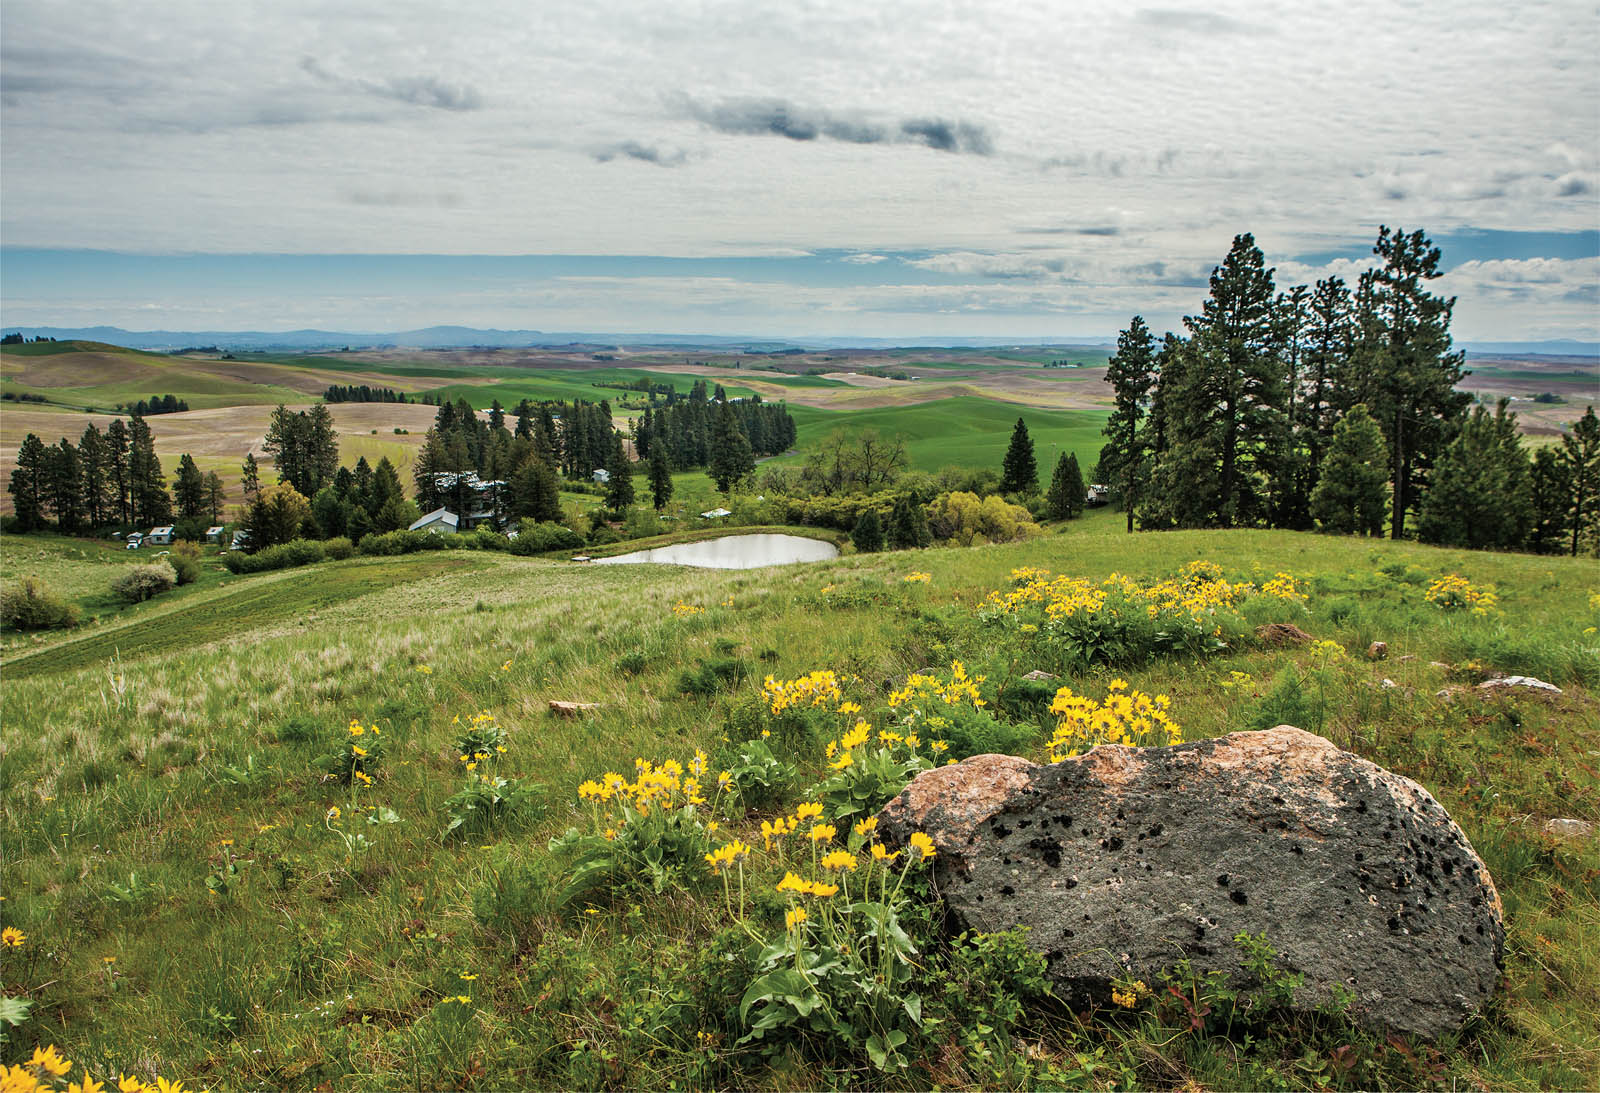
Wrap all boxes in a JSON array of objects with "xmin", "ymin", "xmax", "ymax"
[
  {"xmin": 1, "ymin": 525, "xmax": 1596, "ymax": 1089},
  {"xmin": 786, "ymin": 397, "xmax": 1109, "ymax": 474}
]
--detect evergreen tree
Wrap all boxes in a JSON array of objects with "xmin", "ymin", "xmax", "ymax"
[
  {"xmin": 1309, "ymin": 403, "xmax": 1389, "ymax": 536},
  {"xmin": 709, "ymin": 401, "xmax": 755, "ymax": 493},
  {"xmin": 241, "ymin": 453, "xmax": 261, "ymax": 501},
  {"xmin": 1000, "ymin": 417, "xmax": 1038, "ymax": 494},
  {"xmin": 43, "ymin": 440, "xmax": 83, "ymax": 532},
  {"xmin": 647, "ymin": 447, "xmax": 673, "ymax": 511},
  {"xmin": 242, "ymin": 483, "xmax": 312, "ymax": 551},
  {"xmin": 127, "ymin": 414, "xmax": 171, "ymax": 525},
  {"xmin": 886, "ymin": 494, "xmax": 931, "ymax": 549},
  {"xmin": 507, "ymin": 457, "xmax": 562, "ymax": 523},
  {"xmin": 1098, "ymin": 316, "xmax": 1156, "ymax": 531},
  {"xmin": 8, "ymin": 433, "xmax": 48, "ymax": 531},
  {"xmin": 851, "ymin": 507, "xmax": 884, "ymax": 553},
  {"xmin": 604, "ymin": 433, "xmax": 635, "ymax": 509},
  {"xmin": 1560, "ymin": 405, "xmax": 1600, "ymax": 556},
  {"xmin": 78, "ymin": 423, "xmax": 110, "ymax": 528},
  {"xmin": 203, "ymin": 472, "xmax": 226, "ymax": 523},
  {"xmin": 1416, "ymin": 400, "xmax": 1531, "ymax": 550},
  {"xmin": 1345, "ymin": 227, "xmax": 1469, "ymax": 538},
  {"xmin": 311, "ymin": 485, "xmax": 350, "ymax": 539},
  {"xmin": 105, "ymin": 419, "xmax": 132, "ymax": 524},
  {"xmin": 371, "ymin": 457, "xmax": 404, "ymax": 511},
  {"xmin": 1150, "ymin": 233, "xmax": 1286, "ymax": 528},
  {"xmin": 1527, "ymin": 447, "xmax": 1573, "ymax": 555},
  {"xmin": 173, "ymin": 453, "xmax": 207, "ymax": 521},
  {"xmin": 1044, "ymin": 452, "xmax": 1083, "ymax": 520}
]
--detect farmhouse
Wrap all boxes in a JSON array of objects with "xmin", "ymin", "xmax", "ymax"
[
  {"xmin": 204, "ymin": 526, "xmax": 225, "ymax": 544},
  {"xmin": 409, "ymin": 507, "xmax": 460, "ymax": 535},
  {"xmin": 592, "ymin": 468, "xmax": 611, "ymax": 484},
  {"xmin": 428, "ymin": 470, "xmax": 506, "ymax": 530},
  {"xmin": 146, "ymin": 526, "xmax": 174, "ymax": 545}
]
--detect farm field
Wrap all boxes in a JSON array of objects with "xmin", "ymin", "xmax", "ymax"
[{"xmin": 2, "ymin": 523, "xmax": 1596, "ymax": 1090}]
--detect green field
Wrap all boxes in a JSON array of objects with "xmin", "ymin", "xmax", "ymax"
[
  {"xmin": 786, "ymin": 397, "xmax": 1109, "ymax": 474},
  {"xmin": 2, "ymin": 524, "xmax": 1596, "ymax": 1090}
]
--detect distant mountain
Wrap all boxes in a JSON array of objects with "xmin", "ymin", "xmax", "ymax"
[
  {"xmin": 0, "ymin": 324, "xmax": 1116, "ymax": 353},
  {"xmin": 1461, "ymin": 339, "xmax": 1600, "ymax": 356}
]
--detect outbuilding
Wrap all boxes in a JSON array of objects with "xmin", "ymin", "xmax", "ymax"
[
  {"xmin": 409, "ymin": 508, "xmax": 460, "ymax": 535},
  {"xmin": 146, "ymin": 526, "xmax": 174, "ymax": 546}
]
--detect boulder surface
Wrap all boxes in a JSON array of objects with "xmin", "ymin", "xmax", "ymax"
[{"xmin": 877, "ymin": 726, "xmax": 1503, "ymax": 1040}]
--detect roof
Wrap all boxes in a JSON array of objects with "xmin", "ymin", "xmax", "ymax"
[
  {"xmin": 150, "ymin": 526, "xmax": 174, "ymax": 534},
  {"xmin": 205, "ymin": 526, "xmax": 224, "ymax": 534},
  {"xmin": 700, "ymin": 507, "xmax": 732, "ymax": 518},
  {"xmin": 409, "ymin": 507, "xmax": 459, "ymax": 532}
]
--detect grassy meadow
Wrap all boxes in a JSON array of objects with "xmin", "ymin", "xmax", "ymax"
[{"xmin": 2, "ymin": 520, "xmax": 1597, "ymax": 1090}]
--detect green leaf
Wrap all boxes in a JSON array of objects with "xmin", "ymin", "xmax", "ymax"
[{"xmin": 0, "ymin": 995, "xmax": 31, "ymax": 1027}]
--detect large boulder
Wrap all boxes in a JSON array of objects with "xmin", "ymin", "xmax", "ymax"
[{"xmin": 877, "ymin": 726, "xmax": 1503, "ymax": 1040}]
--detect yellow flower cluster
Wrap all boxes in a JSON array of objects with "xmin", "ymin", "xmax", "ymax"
[
  {"xmin": 705, "ymin": 839, "xmax": 752, "ymax": 872},
  {"xmin": 902, "ymin": 571, "xmax": 931, "ymax": 584},
  {"xmin": 1425, "ymin": 574, "xmax": 1498, "ymax": 614},
  {"xmin": 1046, "ymin": 680, "xmax": 1181, "ymax": 761},
  {"xmin": 1110, "ymin": 979, "xmax": 1149, "ymax": 1008},
  {"xmin": 776, "ymin": 871, "xmax": 840, "ymax": 898},
  {"xmin": 888, "ymin": 660, "xmax": 986, "ymax": 710},
  {"xmin": 673, "ymin": 601, "xmax": 705, "ymax": 617},
  {"xmin": 577, "ymin": 756, "xmax": 711, "ymax": 817},
  {"xmin": 762, "ymin": 670, "xmax": 845, "ymax": 716},
  {"xmin": 986, "ymin": 561, "xmax": 1277, "ymax": 629},
  {"xmin": 3, "ymin": 1045, "xmax": 193, "ymax": 1093},
  {"xmin": 347, "ymin": 719, "xmax": 380, "ymax": 738}
]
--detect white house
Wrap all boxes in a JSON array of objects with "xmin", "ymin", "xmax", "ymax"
[
  {"xmin": 204, "ymin": 526, "xmax": 225, "ymax": 544},
  {"xmin": 409, "ymin": 507, "xmax": 460, "ymax": 535},
  {"xmin": 592, "ymin": 468, "xmax": 611, "ymax": 484},
  {"xmin": 428, "ymin": 471, "xmax": 506, "ymax": 530},
  {"xmin": 146, "ymin": 526, "xmax": 174, "ymax": 546}
]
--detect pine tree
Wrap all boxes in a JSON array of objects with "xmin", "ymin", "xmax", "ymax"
[
  {"xmin": 173, "ymin": 454, "xmax": 207, "ymax": 521},
  {"xmin": 203, "ymin": 472, "xmax": 226, "ymax": 523},
  {"xmin": 851, "ymin": 507, "xmax": 884, "ymax": 553},
  {"xmin": 508, "ymin": 457, "xmax": 562, "ymax": 523},
  {"xmin": 8, "ymin": 433, "xmax": 48, "ymax": 532},
  {"xmin": 1560, "ymin": 405, "xmax": 1600, "ymax": 556},
  {"xmin": 709, "ymin": 401, "xmax": 755, "ymax": 493},
  {"xmin": 78, "ymin": 423, "xmax": 109, "ymax": 528},
  {"xmin": 241, "ymin": 453, "xmax": 261, "ymax": 501},
  {"xmin": 105, "ymin": 419, "xmax": 132, "ymax": 524},
  {"xmin": 1346, "ymin": 227, "xmax": 1470, "ymax": 538},
  {"xmin": 1044, "ymin": 452, "xmax": 1082, "ymax": 520},
  {"xmin": 1527, "ymin": 447, "xmax": 1572, "ymax": 555},
  {"xmin": 1000, "ymin": 418, "xmax": 1037, "ymax": 494},
  {"xmin": 127, "ymin": 414, "xmax": 171, "ymax": 525},
  {"xmin": 1150, "ymin": 233, "xmax": 1286, "ymax": 528},
  {"xmin": 1098, "ymin": 316, "xmax": 1156, "ymax": 531},
  {"xmin": 648, "ymin": 447, "xmax": 674, "ymax": 511},
  {"xmin": 1417, "ymin": 400, "xmax": 1531, "ymax": 550},
  {"xmin": 1309, "ymin": 403, "xmax": 1389, "ymax": 536},
  {"xmin": 605, "ymin": 433, "xmax": 635, "ymax": 510},
  {"xmin": 886, "ymin": 494, "xmax": 931, "ymax": 549}
]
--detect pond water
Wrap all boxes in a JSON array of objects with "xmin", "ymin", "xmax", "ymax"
[{"xmin": 591, "ymin": 533, "xmax": 840, "ymax": 570}]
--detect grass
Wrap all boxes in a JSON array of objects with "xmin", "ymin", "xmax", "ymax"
[
  {"xmin": 2, "ymin": 521, "xmax": 1596, "ymax": 1089},
  {"xmin": 785, "ymin": 397, "xmax": 1109, "ymax": 473}
]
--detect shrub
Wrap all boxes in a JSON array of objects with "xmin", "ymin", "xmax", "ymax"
[
  {"xmin": 315, "ymin": 717, "xmax": 383, "ymax": 785},
  {"xmin": 1, "ymin": 577, "xmax": 80, "ymax": 630},
  {"xmin": 322, "ymin": 536, "xmax": 354, "ymax": 560},
  {"xmin": 168, "ymin": 540, "xmax": 203, "ymax": 585},
  {"xmin": 925, "ymin": 491, "xmax": 1039, "ymax": 546},
  {"xmin": 444, "ymin": 773, "xmax": 545, "ymax": 840},
  {"xmin": 111, "ymin": 562, "xmax": 177, "ymax": 603},
  {"xmin": 510, "ymin": 520, "xmax": 584, "ymax": 554},
  {"xmin": 223, "ymin": 538, "xmax": 325, "ymax": 574}
]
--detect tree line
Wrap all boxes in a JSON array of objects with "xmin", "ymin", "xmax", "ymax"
[
  {"xmin": 1093, "ymin": 227, "xmax": 1599, "ymax": 554},
  {"xmin": 127, "ymin": 394, "xmax": 190, "ymax": 415},
  {"xmin": 322, "ymin": 384, "xmax": 411, "ymax": 403}
]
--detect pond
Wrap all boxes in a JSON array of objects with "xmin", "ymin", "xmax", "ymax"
[{"xmin": 590, "ymin": 533, "xmax": 840, "ymax": 570}]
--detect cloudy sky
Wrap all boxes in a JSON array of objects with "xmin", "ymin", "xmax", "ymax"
[{"xmin": 2, "ymin": 0, "xmax": 1596, "ymax": 340}]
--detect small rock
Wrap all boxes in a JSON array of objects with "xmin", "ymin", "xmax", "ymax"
[
  {"xmin": 878, "ymin": 726, "xmax": 1504, "ymax": 1040},
  {"xmin": 1429, "ymin": 662, "xmax": 1451, "ymax": 670},
  {"xmin": 1381, "ymin": 678, "xmax": 1399, "ymax": 689},
  {"xmin": 1477, "ymin": 676, "xmax": 1562, "ymax": 695},
  {"xmin": 548, "ymin": 700, "xmax": 599, "ymax": 717},
  {"xmin": 1257, "ymin": 622, "xmax": 1313, "ymax": 645},
  {"xmin": 1398, "ymin": 655, "xmax": 1417, "ymax": 663},
  {"xmin": 1543, "ymin": 818, "xmax": 1594, "ymax": 841},
  {"xmin": 1022, "ymin": 670, "xmax": 1058, "ymax": 682},
  {"xmin": 1368, "ymin": 641, "xmax": 1388, "ymax": 660}
]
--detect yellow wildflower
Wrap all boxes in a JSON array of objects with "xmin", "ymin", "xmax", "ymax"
[
  {"xmin": 325, "ymin": 806, "xmax": 341, "ymax": 822},
  {"xmin": 841, "ymin": 721, "xmax": 872, "ymax": 750},
  {"xmin": 870, "ymin": 842, "xmax": 900, "ymax": 863},
  {"xmin": 909, "ymin": 831, "xmax": 936, "ymax": 861},
  {"xmin": 820, "ymin": 850, "xmax": 857, "ymax": 872},
  {"xmin": 29, "ymin": 1047, "xmax": 72, "ymax": 1078},
  {"xmin": 2, "ymin": 927, "xmax": 26, "ymax": 948},
  {"xmin": 829, "ymin": 751, "xmax": 854, "ymax": 771},
  {"xmin": 118, "ymin": 1077, "xmax": 145, "ymax": 1093},
  {"xmin": 853, "ymin": 817, "xmax": 878, "ymax": 837},
  {"xmin": 776, "ymin": 872, "xmax": 810, "ymax": 895},
  {"xmin": 785, "ymin": 907, "xmax": 808, "ymax": 931},
  {"xmin": 808, "ymin": 823, "xmax": 837, "ymax": 843},
  {"xmin": 69, "ymin": 1071, "xmax": 106, "ymax": 1093},
  {"xmin": 795, "ymin": 802, "xmax": 824, "ymax": 821},
  {"xmin": 810, "ymin": 881, "xmax": 839, "ymax": 898}
]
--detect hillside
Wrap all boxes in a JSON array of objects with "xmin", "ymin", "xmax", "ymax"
[{"xmin": 2, "ymin": 525, "xmax": 1596, "ymax": 1089}]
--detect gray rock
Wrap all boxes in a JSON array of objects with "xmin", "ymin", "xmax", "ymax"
[
  {"xmin": 878, "ymin": 726, "xmax": 1503, "ymax": 1040},
  {"xmin": 1477, "ymin": 676, "xmax": 1562, "ymax": 695},
  {"xmin": 1543, "ymin": 818, "xmax": 1594, "ymax": 840},
  {"xmin": 1022, "ymin": 670, "xmax": 1058, "ymax": 682}
]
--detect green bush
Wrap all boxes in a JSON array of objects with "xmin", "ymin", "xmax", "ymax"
[
  {"xmin": 111, "ymin": 562, "xmax": 177, "ymax": 603},
  {"xmin": 223, "ymin": 539, "xmax": 325, "ymax": 574},
  {"xmin": 1, "ymin": 576, "xmax": 81, "ymax": 630},
  {"xmin": 168, "ymin": 540, "xmax": 203, "ymax": 585},
  {"xmin": 322, "ymin": 536, "xmax": 355, "ymax": 560},
  {"xmin": 510, "ymin": 520, "xmax": 584, "ymax": 554}
]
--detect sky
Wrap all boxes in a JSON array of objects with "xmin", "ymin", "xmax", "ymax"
[{"xmin": 1, "ymin": 0, "xmax": 1597, "ymax": 341}]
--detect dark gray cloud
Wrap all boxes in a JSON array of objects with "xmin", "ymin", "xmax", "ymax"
[
  {"xmin": 300, "ymin": 57, "xmax": 483, "ymax": 111},
  {"xmin": 593, "ymin": 141, "xmax": 688, "ymax": 167},
  {"xmin": 1556, "ymin": 174, "xmax": 1592, "ymax": 197},
  {"xmin": 680, "ymin": 96, "xmax": 991, "ymax": 155}
]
